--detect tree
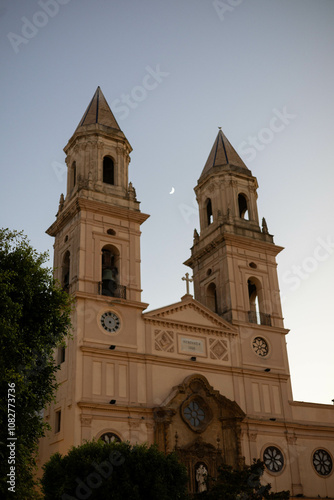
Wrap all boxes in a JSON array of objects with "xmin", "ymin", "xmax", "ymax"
[
  {"xmin": 0, "ymin": 229, "xmax": 72, "ymax": 499},
  {"xmin": 41, "ymin": 440, "xmax": 189, "ymax": 500},
  {"xmin": 196, "ymin": 460, "xmax": 290, "ymax": 500}
]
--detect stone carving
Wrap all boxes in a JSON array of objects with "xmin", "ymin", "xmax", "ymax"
[
  {"xmin": 58, "ymin": 193, "xmax": 64, "ymax": 214},
  {"xmin": 226, "ymin": 207, "xmax": 233, "ymax": 224},
  {"xmin": 248, "ymin": 432, "xmax": 257, "ymax": 442},
  {"xmin": 80, "ymin": 415, "xmax": 92, "ymax": 427},
  {"xmin": 193, "ymin": 229, "xmax": 199, "ymax": 243},
  {"xmin": 209, "ymin": 338, "xmax": 228, "ymax": 361},
  {"xmin": 196, "ymin": 464, "xmax": 208, "ymax": 492},
  {"xmin": 286, "ymin": 434, "xmax": 297, "ymax": 445},
  {"xmin": 154, "ymin": 330, "xmax": 174, "ymax": 352},
  {"xmin": 127, "ymin": 182, "xmax": 137, "ymax": 201},
  {"xmin": 262, "ymin": 217, "xmax": 269, "ymax": 234},
  {"xmin": 88, "ymin": 171, "xmax": 93, "ymax": 190}
]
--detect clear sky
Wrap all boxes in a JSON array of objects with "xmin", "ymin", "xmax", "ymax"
[{"xmin": 1, "ymin": 0, "xmax": 333, "ymax": 405}]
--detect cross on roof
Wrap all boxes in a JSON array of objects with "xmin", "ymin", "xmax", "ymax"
[{"xmin": 182, "ymin": 273, "xmax": 193, "ymax": 295}]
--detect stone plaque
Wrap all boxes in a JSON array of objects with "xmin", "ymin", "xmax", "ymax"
[{"xmin": 180, "ymin": 337, "xmax": 204, "ymax": 354}]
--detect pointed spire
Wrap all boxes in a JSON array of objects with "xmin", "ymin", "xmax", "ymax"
[
  {"xmin": 75, "ymin": 86, "xmax": 121, "ymax": 132},
  {"xmin": 200, "ymin": 128, "xmax": 249, "ymax": 180}
]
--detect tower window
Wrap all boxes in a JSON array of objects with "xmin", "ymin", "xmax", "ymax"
[
  {"xmin": 101, "ymin": 245, "xmax": 119, "ymax": 296},
  {"xmin": 238, "ymin": 193, "xmax": 249, "ymax": 220},
  {"xmin": 248, "ymin": 279, "xmax": 259, "ymax": 323},
  {"xmin": 58, "ymin": 346, "xmax": 66, "ymax": 364},
  {"xmin": 103, "ymin": 156, "xmax": 114, "ymax": 185},
  {"xmin": 55, "ymin": 410, "xmax": 61, "ymax": 433},
  {"xmin": 247, "ymin": 277, "xmax": 271, "ymax": 325},
  {"xmin": 206, "ymin": 199, "xmax": 213, "ymax": 226},
  {"xmin": 72, "ymin": 162, "xmax": 76, "ymax": 187},
  {"xmin": 62, "ymin": 251, "xmax": 70, "ymax": 293},
  {"xmin": 71, "ymin": 161, "xmax": 76, "ymax": 189},
  {"xmin": 206, "ymin": 282, "xmax": 218, "ymax": 313}
]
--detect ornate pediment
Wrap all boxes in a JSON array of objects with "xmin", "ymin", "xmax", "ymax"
[{"xmin": 144, "ymin": 296, "xmax": 237, "ymax": 336}]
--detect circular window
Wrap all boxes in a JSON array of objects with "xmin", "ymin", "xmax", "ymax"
[
  {"xmin": 263, "ymin": 446, "xmax": 284, "ymax": 473},
  {"xmin": 249, "ymin": 262, "xmax": 257, "ymax": 269},
  {"xmin": 252, "ymin": 337, "xmax": 269, "ymax": 357},
  {"xmin": 99, "ymin": 432, "xmax": 121, "ymax": 444},
  {"xmin": 312, "ymin": 449, "xmax": 333, "ymax": 476},
  {"xmin": 183, "ymin": 401, "xmax": 205, "ymax": 427}
]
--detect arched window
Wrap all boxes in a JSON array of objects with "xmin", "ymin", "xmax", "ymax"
[
  {"xmin": 103, "ymin": 156, "xmax": 114, "ymax": 185},
  {"xmin": 62, "ymin": 251, "xmax": 70, "ymax": 292},
  {"xmin": 72, "ymin": 162, "xmax": 76, "ymax": 187},
  {"xmin": 99, "ymin": 432, "xmax": 121, "ymax": 444},
  {"xmin": 248, "ymin": 278, "xmax": 260, "ymax": 323},
  {"xmin": 206, "ymin": 282, "xmax": 217, "ymax": 313},
  {"xmin": 238, "ymin": 193, "xmax": 249, "ymax": 220},
  {"xmin": 206, "ymin": 199, "xmax": 213, "ymax": 226},
  {"xmin": 247, "ymin": 277, "xmax": 270, "ymax": 325},
  {"xmin": 101, "ymin": 245, "xmax": 120, "ymax": 297}
]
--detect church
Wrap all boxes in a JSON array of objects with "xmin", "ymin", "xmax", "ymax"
[{"xmin": 38, "ymin": 87, "xmax": 334, "ymax": 497}]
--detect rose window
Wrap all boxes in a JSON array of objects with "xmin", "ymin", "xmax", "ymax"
[
  {"xmin": 183, "ymin": 401, "xmax": 205, "ymax": 427},
  {"xmin": 252, "ymin": 337, "xmax": 269, "ymax": 357},
  {"xmin": 313, "ymin": 449, "xmax": 333, "ymax": 476},
  {"xmin": 263, "ymin": 446, "xmax": 284, "ymax": 473}
]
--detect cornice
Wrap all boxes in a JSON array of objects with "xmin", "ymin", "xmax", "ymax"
[
  {"xmin": 73, "ymin": 291, "xmax": 149, "ymax": 311},
  {"xmin": 144, "ymin": 317, "xmax": 236, "ymax": 337},
  {"xmin": 77, "ymin": 401, "xmax": 153, "ymax": 415},
  {"xmin": 185, "ymin": 230, "xmax": 283, "ymax": 267},
  {"xmin": 243, "ymin": 416, "xmax": 334, "ymax": 435},
  {"xmin": 46, "ymin": 196, "xmax": 149, "ymax": 236}
]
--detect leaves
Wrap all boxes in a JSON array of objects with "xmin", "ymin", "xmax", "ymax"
[
  {"xmin": 196, "ymin": 460, "xmax": 289, "ymax": 500},
  {"xmin": 0, "ymin": 229, "xmax": 72, "ymax": 499},
  {"xmin": 41, "ymin": 441, "xmax": 189, "ymax": 500}
]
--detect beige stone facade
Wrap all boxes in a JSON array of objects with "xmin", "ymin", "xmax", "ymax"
[{"xmin": 38, "ymin": 87, "xmax": 334, "ymax": 497}]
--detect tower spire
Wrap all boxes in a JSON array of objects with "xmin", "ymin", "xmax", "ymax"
[
  {"xmin": 75, "ymin": 86, "xmax": 121, "ymax": 132},
  {"xmin": 199, "ymin": 128, "xmax": 249, "ymax": 181},
  {"xmin": 185, "ymin": 128, "xmax": 283, "ymax": 327}
]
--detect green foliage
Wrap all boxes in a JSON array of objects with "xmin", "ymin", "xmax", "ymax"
[
  {"xmin": 41, "ymin": 440, "xmax": 189, "ymax": 500},
  {"xmin": 196, "ymin": 460, "xmax": 289, "ymax": 500},
  {"xmin": 0, "ymin": 229, "xmax": 72, "ymax": 499}
]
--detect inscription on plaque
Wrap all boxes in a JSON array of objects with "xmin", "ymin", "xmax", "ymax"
[{"xmin": 180, "ymin": 337, "xmax": 204, "ymax": 354}]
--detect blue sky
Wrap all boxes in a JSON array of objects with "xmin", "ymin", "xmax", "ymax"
[{"xmin": 1, "ymin": 0, "xmax": 334, "ymax": 404}]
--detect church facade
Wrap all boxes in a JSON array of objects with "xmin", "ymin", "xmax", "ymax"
[{"xmin": 38, "ymin": 87, "xmax": 334, "ymax": 497}]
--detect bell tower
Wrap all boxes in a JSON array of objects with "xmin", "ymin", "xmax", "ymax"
[
  {"xmin": 41, "ymin": 88, "xmax": 149, "ymax": 461},
  {"xmin": 47, "ymin": 86, "xmax": 149, "ymax": 303},
  {"xmin": 185, "ymin": 129, "xmax": 284, "ymax": 329}
]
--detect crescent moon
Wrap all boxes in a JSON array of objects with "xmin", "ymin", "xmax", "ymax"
[{"xmin": 169, "ymin": 187, "xmax": 175, "ymax": 194}]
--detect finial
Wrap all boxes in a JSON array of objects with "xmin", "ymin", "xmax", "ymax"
[
  {"xmin": 218, "ymin": 126, "xmax": 222, "ymax": 130},
  {"xmin": 262, "ymin": 217, "xmax": 269, "ymax": 234}
]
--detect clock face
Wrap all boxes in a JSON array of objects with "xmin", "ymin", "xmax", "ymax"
[{"xmin": 100, "ymin": 312, "xmax": 120, "ymax": 333}]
